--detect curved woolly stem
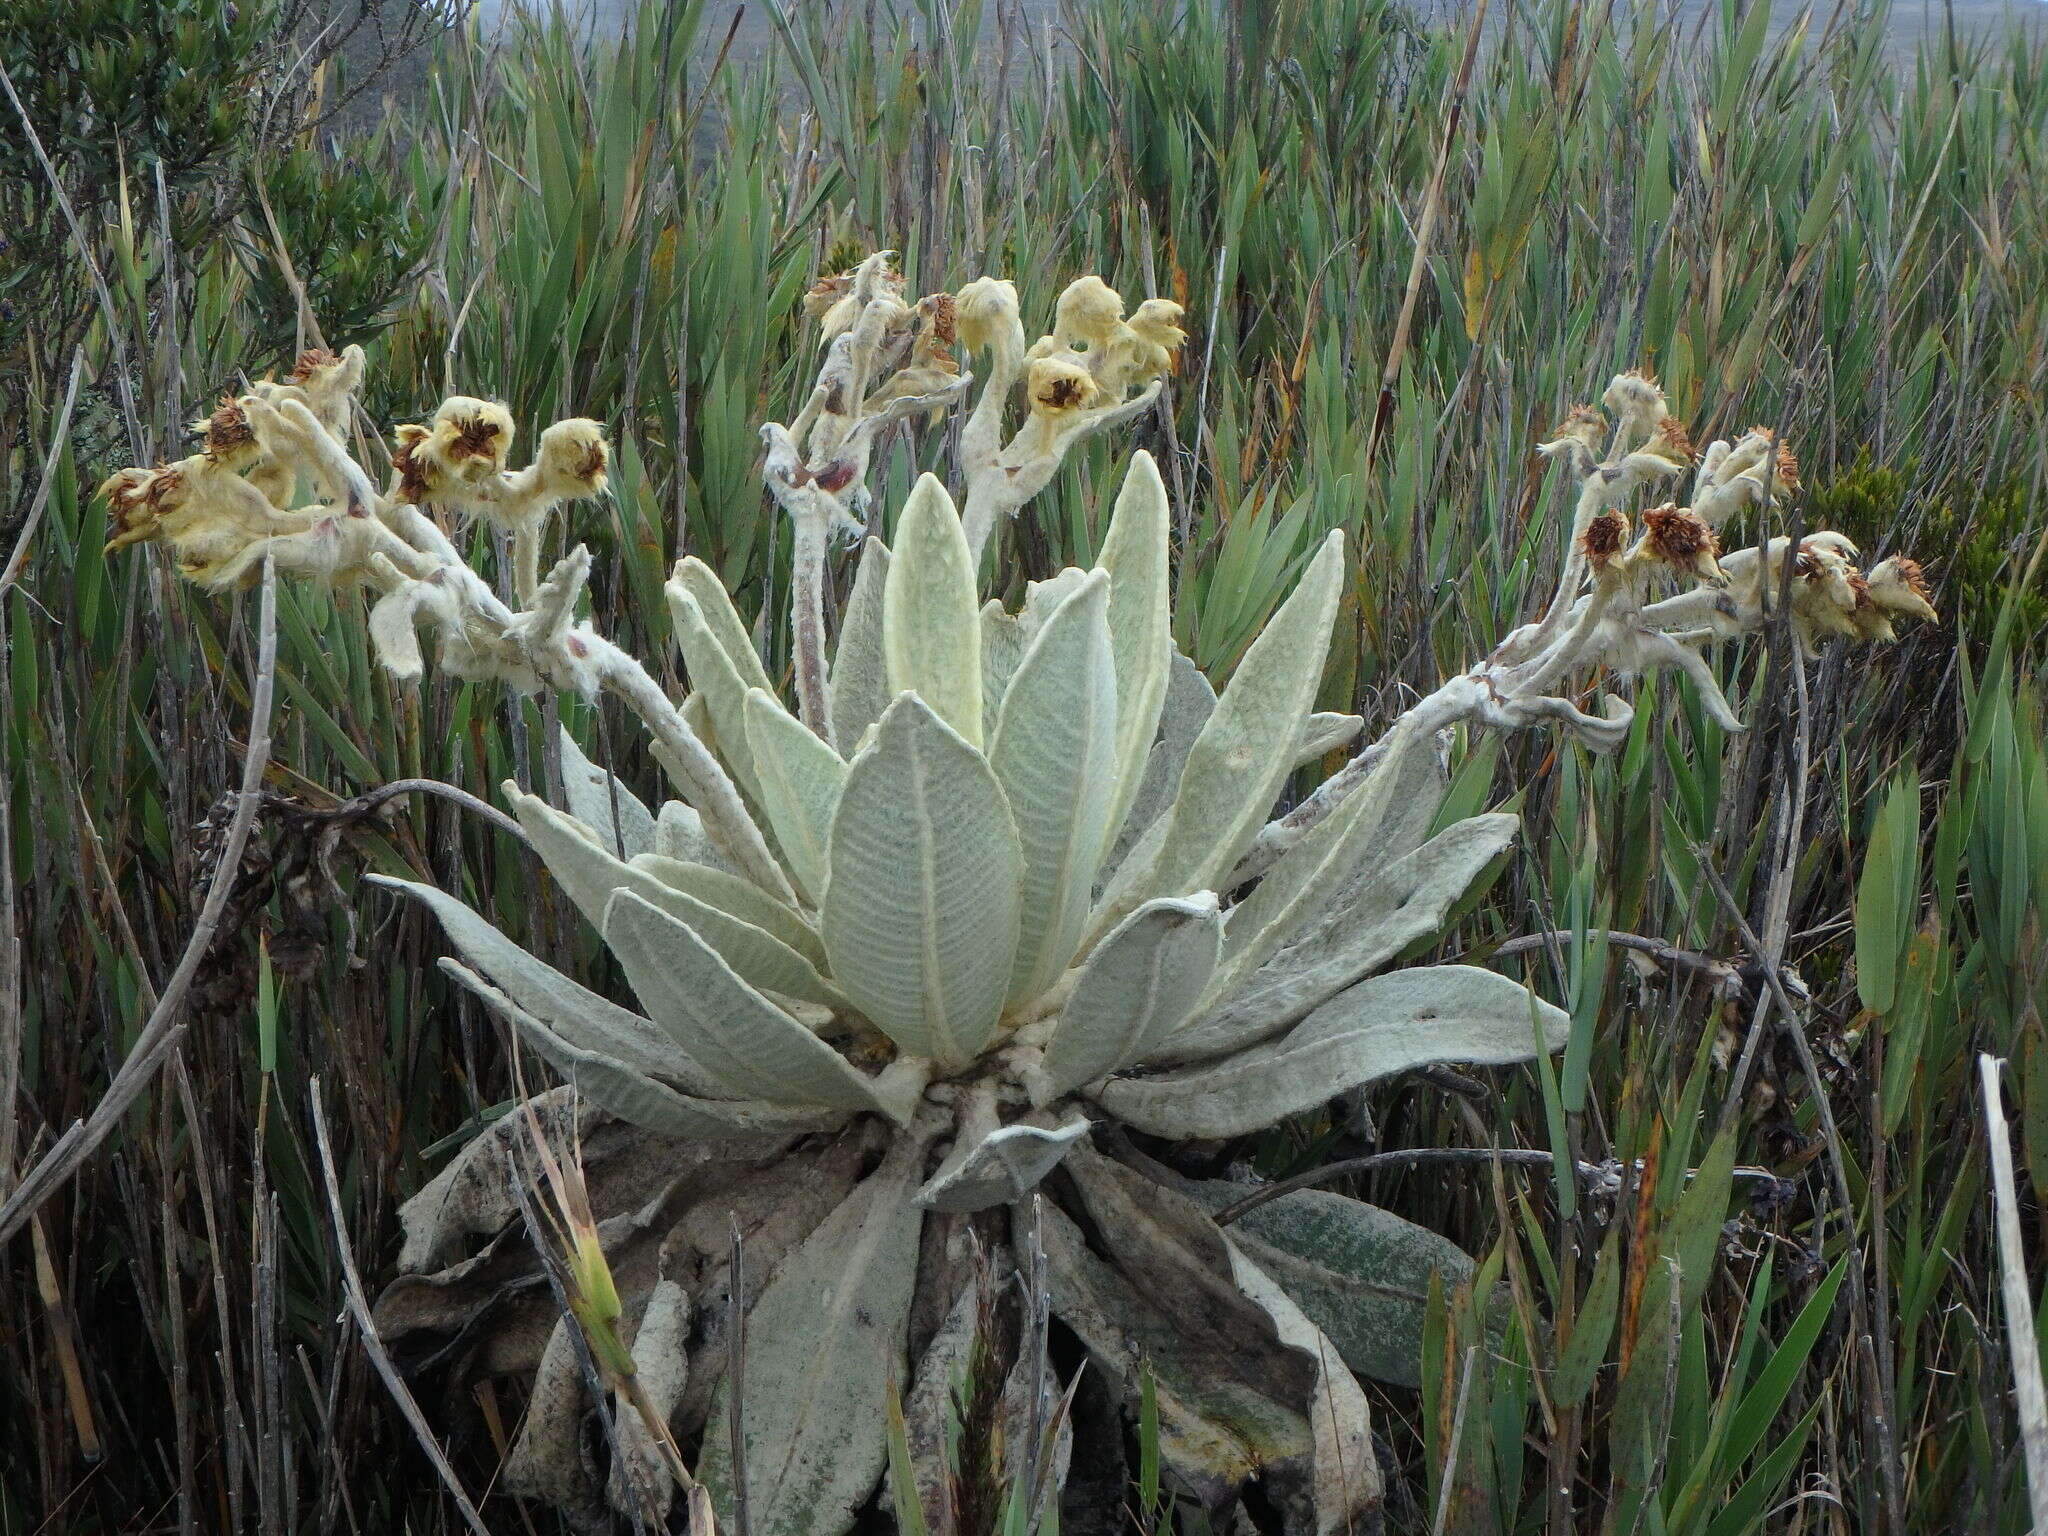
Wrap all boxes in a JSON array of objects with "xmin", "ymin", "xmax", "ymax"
[{"xmin": 789, "ymin": 511, "xmax": 832, "ymax": 739}]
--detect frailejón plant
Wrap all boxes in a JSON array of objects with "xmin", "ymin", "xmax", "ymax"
[{"xmin": 102, "ymin": 258, "xmax": 1935, "ymax": 1536}]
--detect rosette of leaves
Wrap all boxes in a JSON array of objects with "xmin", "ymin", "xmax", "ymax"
[{"xmin": 371, "ymin": 454, "xmax": 1567, "ymax": 1535}]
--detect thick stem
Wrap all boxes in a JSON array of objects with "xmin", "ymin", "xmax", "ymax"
[
  {"xmin": 512, "ymin": 521, "xmax": 542, "ymax": 607},
  {"xmin": 962, "ymin": 382, "xmax": 1163, "ymax": 566},
  {"xmin": 1502, "ymin": 475, "xmax": 1609, "ymax": 665},
  {"xmin": 790, "ymin": 513, "xmax": 832, "ymax": 739},
  {"xmin": 959, "ymin": 322, "xmax": 1025, "ymax": 485}
]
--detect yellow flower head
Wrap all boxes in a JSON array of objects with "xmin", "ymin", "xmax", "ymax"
[
  {"xmin": 1127, "ymin": 298, "xmax": 1188, "ymax": 357},
  {"xmin": 806, "ymin": 259, "xmax": 906, "ymax": 341},
  {"xmin": 1049, "ymin": 275, "xmax": 1126, "ymax": 352},
  {"xmin": 531, "ymin": 419, "xmax": 612, "ymax": 499},
  {"xmin": 1097, "ymin": 298, "xmax": 1187, "ymax": 396},
  {"xmin": 1601, "ymin": 369, "xmax": 1669, "ymax": 437},
  {"xmin": 1790, "ymin": 539, "xmax": 1862, "ymax": 642},
  {"xmin": 1027, "ymin": 357, "xmax": 1101, "ymax": 417},
  {"xmin": 424, "ymin": 397, "xmax": 516, "ymax": 487},
  {"xmin": 1538, "ymin": 404, "xmax": 1606, "ymax": 465},
  {"xmin": 954, "ymin": 276, "xmax": 1022, "ymax": 353}
]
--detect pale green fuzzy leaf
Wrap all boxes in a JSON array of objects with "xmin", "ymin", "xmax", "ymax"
[
  {"xmin": 991, "ymin": 570, "xmax": 1121, "ymax": 1001},
  {"xmin": 1294, "ymin": 713, "xmax": 1363, "ymax": 765},
  {"xmin": 1100, "ymin": 532, "xmax": 1346, "ymax": 923},
  {"xmin": 1098, "ymin": 965, "xmax": 1569, "ymax": 1138},
  {"xmin": 1019, "ymin": 567, "xmax": 1090, "ymax": 635},
  {"xmin": 823, "ymin": 694, "xmax": 1022, "ymax": 1067},
  {"xmin": 628, "ymin": 853, "xmax": 825, "ymax": 966},
  {"xmin": 828, "ymin": 537, "xmax": 892, "ymax": 752},
  {"xmin": 1187, "ymin": 1183, "xmax": 1473, "ymax": 1388},
  {"xmin": 671, "ymin": 555, "xmax": 776, "ymax": 695},
  {"xmin": 1097, "ymin": 452, "xmax": 1175, "ymax": 842},
  {"xmin": 883, "ymin": 475, "xmax": 983, "ymax": 746},
  {"xmin": 744, "ymin": 687, "xmax": 849, "ymax": 903},
  {"xmin": 1203, "ymin": 725, "xmax": 1440, "ymax": 1012},
  {"xmin": 978, "ymin": 599, "xmax": 1027, "ymax": 744},
  {"xmin": 1105, "ymin": 650, "xmax": 1216, "ymax": 878},
  {"xmin": 440, "ymin": 960, "xmax": 844, "ymax": 1137},
  {"xmin": 603, "ymin": 889, "xmax": 883, "ymax": 1111},
  {"xmin": 1038, "ymin": 894, "xmax": 1223, "ymax": 1097},
  {"xmin": 700, "ymin": 1131, "xmax": 929, "ymax": 1536},
  {"xmin": 652, "ymin": 799, "xmax": 740, "ymax": 875},
  {"xmin": 1167, "ymin": 815, "xmax": 1520, "ymax": 1064},
  {"xmin": 557, "ymin": 725, "xmax": 656, "ymax": 858},
  {"xmin": 508, "ymin": 789, "xmax": 842, "ymax": 1006},
  {"xmin": 670, "ymin": 584, "xmax": 766, "ymax": 801},
  {"xmin": 367, "ymin": 875, "xmax": 723, "ymax": 1095},
  {"xmin": 914, "ymin": 1114, "xmax": 1091, "ymax": 1211}
]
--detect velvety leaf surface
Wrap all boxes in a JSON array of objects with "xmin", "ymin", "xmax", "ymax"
[
  {"xmin": 828, "ymin": 537, "xmax": 893, "ymax": 752},
  {"xmin": 1038, "ymin": 893, "xmax": 1222, "ymax": 1097},
  {"xmin": 699, "ymin": 1130, "xmax": 932, "ymax": 1536},
  {"xmin": 1099, "ymin": 965, "xmax": 1569, "ymax": 1137},
  {"xmin": 1186, "ymin": 1182, "xmax": 1474, "ymax": 1388},
  {"xmin": 990, "ymin": 569, "xmax": 1120, "ymax": 1001},
  {"xmin": 823, "ymin": 695, "xmax": 1022, "ymax": 1066}
]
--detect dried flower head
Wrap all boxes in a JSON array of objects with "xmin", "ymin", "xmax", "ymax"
[
  {"xmin": 250, "ymin": 344, "xmax": 367, "ymax": 445},
  {"xmin": 919, "ymin": 291, "xmax": 958, "ymax": 350},
  {"xmin": 285, "ymin": 348, "xmax": 340, "ymax": 384},
  {"xmin": 390, "ymin": 424, "xmax": 435, "ymax": 504},
  {"xmin": 1535, "ymin": 404, "xmax": 1606, "ymax": 474},
  {"xmin": 1580, "ymin": 508, "xmax": 1629, "ymax": 572},
  {"xmin": 1633, "ymin": 504, "xmax": 1724, "ymax": 583},
  {"xmin": 97, "ymin": 447, "xmax": 352, "ymax": 589},
  {"xmin": 198, "ymin": 394, "xmax": 258, "ymax": 466},
  {"xmin": 1601, "ymin": 369, "xmax": 1668, "ymax": 436},
  {"xmin": 99, "ymin": 465, "xmax": 184, "ymax": 551},
  {"xmin": 1802, "ymin": 530, "xmax": 1861, "ymax": 563},
  {"xmin": 801, "ymin": 271, "xmax": 853, "ymax": 322},
  {"xmin": 1866, "ymin": 556, "xmax": 1937, "ymax": 623},
  {"xmin": 1642, "ymin": 416, "xmax": 1696, "ymax": 469},
  {"xmin": 1773, "ymin": 441, "xmax": 1800, "ymax": 495}
]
